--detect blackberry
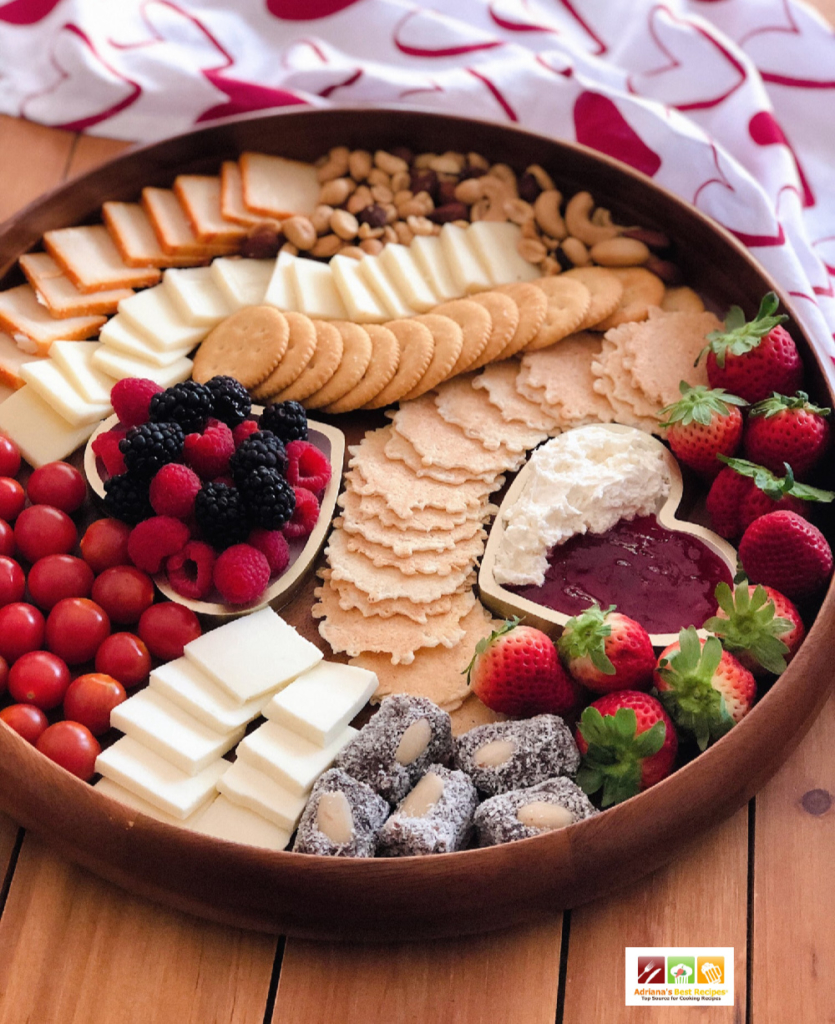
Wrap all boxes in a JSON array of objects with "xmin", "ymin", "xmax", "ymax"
[
  {"xmin": 194, "ymin": 482, "xmax": 250, "ymax": 549},
  {"xmin": 230, "ymin": 430, "xmax": 287, "ymax": 485},
  {"xmin": 119, "ymin": 422, "xmax": 184, "ymax": 479},
  {"xmin": 103, "ymin": 474, "xmax": 153, "ymax": 525},
  {"xmin": 149, "ymin": 380, "xmax": 213, "ymax": 433},
  {"xmin": 259, "ymin": 401, "xmax": 308, "ymax": 443},
  {"xmin": 205, "ymin": 375, "xmax": 252, "ymax": 427},
  {"xmin": 239, "ymin": 466, "xmax": 296, "ymax": 530}
]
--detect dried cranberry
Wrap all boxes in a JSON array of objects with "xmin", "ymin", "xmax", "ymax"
[
  {"xmin": 436, "ymin": 180, "xmax": 458, "ymax": 205},
  {"xmin": 391, "ymin": 147, "xmax": 413, "ymax": 165},
  {"xmin": 409, "ymin": 169, "xmax": 438, "ymax": 201},
  {"xmin": 241, "ymin": 224, "xmax": 282, "ymax": 259},
  {"xmin": 517, "ymin": 172, "xmax": 542, "ymax": 203},
  {"xmin": 427, "ymin": 202, "xmax": 469, "ymax": 225},
  {"xmin": 458, "ymin": 165, "xmax": 488, "ymax": 181},
  {"xmin": 357, "ymin": 204, "xmax": 388, "ymax": 228}
]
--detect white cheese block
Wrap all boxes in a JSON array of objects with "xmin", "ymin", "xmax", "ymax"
[
  {"xmin": 184, "ymin": 606, "xmax": 323, "ymax": 705},
  {"xmin": 190, "ymin": 795, "xmax": 291, "ymax": 851},
  {"xmin": 217, "ymin": 759, "xmax": 307, "ymax": 832},
  {"xmin": 150, "ymin": 657, "xmax": 266, "ymax": 734},
  {"xmin": 211, "ymin": 257, "xmax": 274, "ymax": 310},
  {"xmin": 94, "ymin": 776, "xmax": 204, "ymax": 827},
  {"xmin": 163, "ymin": 266, "xmax": 234, "ymax": 327},
  {"xmin": 0, "ymin": 385, "xmax": 95, "ymax": 466},
  {"xmin": 237, "ymin": 720, "xmax": 357, "ymax": 796},
  {"xmin": 99, "ymin": 316, "xmax": 194, "ymax": 368},
  {"xmin": 263, "ymin": 251, "xmax": 299, "ymax": 311},
  {"xmin": 440, "ymin": 222, "xmax": 492, "ymax": 294},
  {"xmin": 117, "ymin": 286, "xmax": 208, "ymax": 351},
  {"xmin": 467, "ymin": 221, "xmax": 541, "ymax": 285},
  {"xmin": 290, "ymin": 258, "xmax": 348, "ymax": 320},
  {"xmin": 110, "ymin": 689, "xmax": 245, "ymax": 776},
  {"xmin": 330, "ymin": 255, "xmax": 387, "ymax": 323},
  {"xmin": 378, "ymin": 243, "xmax": 438, "ymax": 312},
  {"xmin": 264, "ymin": 661, "xmax": 377, "ymax": 747},
  {"xmin": 410, "ymin": 235, "xmax": 460, "ymax": 302},
  {"xmin": 20, "ymin": 358, "xmax": 112, "ymax": 427},
  {"xmin": 358, "ymin": 255, "xmax": 416, "ymax": 318},
  {"xmin": 50, "ymin": 341, "xmax": 114, "ymax": 406},
  {"xmin": 95, "ymin": 735, "xmax": 228, "ymax": 820},
  {"xmin": 92, "ymin": 346, "xmax": 193, "ymax": 387}
]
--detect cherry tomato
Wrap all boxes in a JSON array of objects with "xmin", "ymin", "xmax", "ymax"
[
  {"xmin": 36, "ymin": 720, "xmax": 101, "ymax": 780},
  {"xmin": 27, "ymin": 461, "xmax": 87, "ymax": 513},
  {"xmin": 91, "ymin": 565, "xmax": 155, "ymax": 624},
  {"xmin": 0, "ymin": 477, "xmax": 25, "ymax": 522},
  {"xmin": 0, "ymin": 555, "xmax": 25, "ymax": 606},
  {"xmin": 14, "ymin": 505, "xmax": 77, "ymax": 563},
  {"xmin": 0, "ymin": 703, "xmax": 48, "ymax": 745},
  {"xmin": 63, "ymin": 672, "xmax": 126, "ymax": 735},
  {"xmin": 138, "ymin": 602, "xmax": 201, "ymax": 660},
  {"xmin": 0, "ymin": 654, "xmax": 8, "ymax": 693},
  {"xmin": 45, "ymin": 598, "xmax": 110, "ymax": 666},
  {"xmin": 0, "ymin": 602, "xmax": 45, "ymax": 663},
  {"xmin": 80, "ymin": 518, "xmax": 132, "ymax": 574},
  {"xmin": 0, "ymin": 519, "xmax": 13, "ymax": 557},
  {"xmin": 95, "ymin": 632, "xmax": 151, "ymax": 689},
  {"xmin": 28, "ymin": 554, "xmax": 94, "ymax": 610},
  {"xmin": 7, "ymin": 650, "xmax": 71, "ymax": 709},
  {"xmin": 0, "ymin": 436, "xmax": 21, "ymax": 478}
]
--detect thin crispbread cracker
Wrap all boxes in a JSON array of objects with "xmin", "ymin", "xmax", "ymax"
[
  {"xmin": 271, "ymin": 319, "xmax": 343, "ymax": 403},
  {"xmin": 593, "ymin": 267, "xmax": 665, "ymax": 331},
  {"xmin": 339, "ymin": 483, "xmax": 493, "ymax": 532},
  {"xmin": 0, "ymin": 285, "xmax": 104, "ymax": 356},
  {"xmin": 363, "ymin": 318, "xmax": 434, "ymax": 410},
  {"xmin": 341, "ymin": 526, "xmax": 486, "ymax": 576},
  {"xmin": 193, "ymin": 304, "xmax": 289, "ymax": 387},
  {"xmin": 434, "ymin": 373, "xmax": 547, "ymax": 453},
  {"xmin": 322, "ymin": 567, "xmax": 473, "ymax": 623},
  {"xmin": 524, "ymin": 276, "xmax": 590, "ymax": 351},
  {"xmin": 323, "ymin": 323, "xmax": 400, "ymax": 413},
  {"xmin": 399, "ymin": 314, "xmax": 464, "ymax": 402},
  {"xmin": 432, "ymin": 299, "xmax": 491, "ymax": 378},
  {"xmin": 43, "ymin": 224, "xmax": 161, "ymax": 293},
  {"xmin": 19, "ymin": 253, "xmax": 133, "ymax": 318},
  {"xmin": 103, "ymin": 202, "xmax": 204, "ymax": 269},
  {"xmin": 494, "ymin": 282, "xmax": 548, "ymax": 359},
  {"xmin": 590, "ymin": 337, "xmax": 661, "ymax": 432},
  {"xmin": 473, "ymin": 361, "xmax": 561, "ymax": 433},
  {"xmin": 173, "ymin": 175, "xmax": 247, "ymax": 245},
  {"xmin": 563, "ymin": 266, "xmax": 624, "ymax": 328},
  {"xmin": 304, "ymin": 320, "xmax": 373, "ymax": 409},
  {"xmin": 517, "ymin": 334, "xmax": 617, "ymax": 425},
  {"xmin": 466, "ymin": 290, "xmax": 520, "ymax": 369},
  {"xmin": 250, "ymin": 310, "xmax": 317, "ymax": 399},
  {"xmin": 449, "ymin": 693, "xmax": 509, "ymax": 736},
  {"xmin": 338, "ymin": 489, "xmax": 485, "ymax": 554},
  {"xmin": 385, "ymin": 425, "xmax": 506, "ymax": 487},
  {"xmin": 661, "ymin": 286, "xmax": 705, "ymax": 314}
]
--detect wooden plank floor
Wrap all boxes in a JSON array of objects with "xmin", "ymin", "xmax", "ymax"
[{"xmin": 1, "ymin": 80, "xmax": 835, "ymax": 1020}]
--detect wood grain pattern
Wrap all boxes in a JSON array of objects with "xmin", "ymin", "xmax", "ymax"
[
  {"xmin": 274, "ymin": 919, "xmax": 563, "ymax": 1024},
  {"xmin": 0, "ymin": 815, "xmax": 19, "ymax": 884},
  {"xmin": 0, "ymin": 115, "xmax": 75, "ymax": 224}
]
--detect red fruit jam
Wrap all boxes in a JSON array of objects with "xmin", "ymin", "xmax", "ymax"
[{"xmin": 509, "ymin": 515, "xmax": 733, "ymax": 635}]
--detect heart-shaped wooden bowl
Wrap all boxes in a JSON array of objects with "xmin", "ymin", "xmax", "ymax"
[{"xmin": 0, "ymin": 108, "xmax": 833, "ymax": 941}]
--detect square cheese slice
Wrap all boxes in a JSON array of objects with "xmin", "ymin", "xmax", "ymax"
[
  {"xmin": 440, "ymin": 223, "xmax": 492, "ymax": 294},
  {"xmin": 43, "ymin": 224, "xmax": 162, "ymax": 292},
  {"xmin": 163, "ymin": 266, "xmax": 234, "ymax": 327},
  {"xmin": 239, "ymin": 153, "xmax": 320, "ymax": 219},
  {"xmin": 290, "ymin": 258, "xmax": 347, "ymax": 320},
  {"xmin": 50, "ymin": 341, "xmax": 115, "ymax": 406},
  {"xmin": 184, "ymin": 607, "xmax": 323, "ymax": 705},
  {"xmin": 103, "ymin": 201, "xmax": 203, "ymax": 269},
  {"xmin": 118, "ymin": 286, "xmax": 208, "ymax": 352},
  {"xmin": 173, "ymin": 175, "xmax": 247, "ymax": 245},
  {"xmin": 0, "ymin": 329, "xmax": 47, "ymax": 390},
  {"xmin": 94, "ymin": 776, "xmax": 204, "ymax": 827},
  {"xmin": 111, "ymin": 689, "xmax": 245, "ymax": 776},
  {"xmin": 237, "ymin": 720, "xmax": 357, "ymax": 796},
  {"xmin": 190, "ymin": 795, "xmax": 290, "ymax": 851},
  {"xmin": 264, "ymin": 662, "xmax": 377, "ymax": 747},
  {"xmin": 150, "ymin": 657, "xmax": 266, "ymax": 734},
  {"xmin": 211, "ymin": 257, "xmax": 274, "ymax": 309},
  {"xmin": 98, "ymin": 316, "xmax": 194, "ymax": 367},
  {"xmin": 20, "ymin": 357, "xmax": 111, "ymax": 427},
  {"xmin": 410, "ymin": 235, "xmax": 460, "ymax": 302},
  {"xmin": 92, "ymin": 346, "xmax": 193, "ymax": 387},
  {"xmin": 0, "ymin": 284, "xmax": 105, "ymax": 356},
  {"xmin": 19, "ymin": 252, "xmax": 133, "ymax": 318},
  {"xmin": 330, "ymin": 255, "xmax": 387, "ymax": 323},
  {"xmin": 0, "ymin": 385, "xmax": 95, "ymax": 466},
  {"xmin": 263, "ymin": 251, "xmax": 300, "ymax": 311},
  {"xmin": 218, "ymin": 759, "xmax": 307, "ymax": 832},
  {"xmin": 358, "ymin": 255, "xmax": 416, "ymax": 318},
  {"xmin": 377, "ymin": 243, "xmax": 438, "ymax": 312},
  {"xmin": 95, "ymin": 736, "xmax": 228, "ymax": 820},
  {"xmin": 467, "ymin": 221, "xmax": 541, "ymax": 285}
]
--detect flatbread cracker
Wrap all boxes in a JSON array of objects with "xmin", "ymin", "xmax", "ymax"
[
  {"xmin": 518, "ymin": 334, "xmax": 617, "ymax": 425},
  {"xmin": 466, "ymin": 291, "xmax": 520, "ymax": 370},
  {"xmin": 304, "ymin": 320, "xmax": 372, "ymax": 409},
  {"xmin": 338, "ymin": 489, "xmax": 485, "ymax": 554},
  {"xmin": 593, "ymin": 267, "xmax": 665, "ymax": 330},
  {"xmin": 590, "ymin": 337, "xmax": 661, "ymax": 431},
  {"xmin": 322, "ymin": 323, "xmax": 399, "ymax": 413},
  {"xmin": 249, "ymin": 310, "xmax": 316, "ymax": 398},
  {"xmin": 385, "ymin": 426, "xmax": 507, "ymax": 487},
  {"xmin": 449, "ymin": 693, "xmax": 509, "ymax": 736},
  {"xmin": 193, "ymin": 304, "xmax": 288, "ymax": 387},
  {"xmin": 525, "ymin": 276, "xmax": 590, "ymax": 351},
  {"xmin": 271, "ymin": 318, "xmax": 343, "ymax": 402},
  {"xmin": 341, "ymin": 527, "xmax": 486, "ymax": 575},
  {"xmin": 432, "ymin": 299, "xmax": 492, "ymax": 377},
  {"xmin": 434, "ymin": 374, "xmax": 547, "ymax": 453},
  {"xmin": 494, "ymin": 283, "xmax": 548, "ymax": 359},
  {"xmin": 399, "ymin": 314, "xmax": 464, "ymax": 401},
  {"xmin": 323, "ymin": 568, "xmax": 473, "ymax": 623},
  {"xmin": 563, "ymin": 266, "xmax": 624, "ymax": 328},
  {"xmin": 340, "ymin": 484, "xmax": 494, "ymax": 532},
  {"xmin": 473, "ymin": 361, "xmax": 561, "ymax": 432},
  {"xmin": 363, "ymin": 318, "xmax": 434, "ymax": 409}
]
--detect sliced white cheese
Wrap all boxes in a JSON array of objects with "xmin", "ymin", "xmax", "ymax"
[
  {"xmin": 237, "ymin": 720, "xmax": 357, "ymax": 796},
  {"xmin": 330, "ymin": 255, "xmax": 387, "ymax": 323},
  {"xmin": 290, "ymin": 258, "xmax": 347, "ymax": 321},
  {"xmin": 95, "ymin": 735, "xmax": 228, "ymax": 820},
  {"xmin": 467, "ymin": 221, "xmax": 541, "ymax": 285},
  {"xmin": 0, "ymin": 386, "xmax": 94, "ymax": 467},
  {"xmin": 264, "ymin": 662, "xmax": 377, "ymax": 747},
  {"xmin": 117, "ymin": 285, "xmax": 208, "ymax": 351},
  {"xmin": 440, "ymin": 222, "xmax": 492, "ymax": 294},
  {"xmin": 50, "ymin": 341, "xmax": 115, "ymax": 406},
  {"xmin": 92, "ymin": 346, "xmax": 193, "ymax": 387},
  {"xmin": 94, "ymin": 776, "xmax": 204, "ymax": 827},
  {"xmin": 99, "ymin": 316, "xmax": 194, "ymax": 368},
  {"xmin": 410, "ymin": 234, "xmax": 460, "ymax": 302},
  {"xmin": 217, "ymin": 759, "xmax": 307, "ymax": 832},
  {"xmin": 358, "ymin": 255, "xmax": 416, "ymax": 318},
  {"xmin": 263, "ymin": 251, "xmax": 299, "ymax": 311},
  {"xmin": 211, "ymin": 257, "xmax": 274, "ymax": 310},
  {"xmin": 190, "ymin": 795, "xmax": 291, "ymax": 851},
  {"xmin": 163, "ymin": 266, "xmax": 234, "ymax": 327},
  {"xmin": 150, "ymin": 657, "xmax": 266, "ymax": 734},
  {"xmin": 184, "ymin": 606, "xmax": 323, "ymax": 706},
  {"xmin": 19, "ymin": 359, "xmax": 111, "ymax": 427},
  {"xmin": 378, "ymin": 243, "xmax": 438, "ymax": 312}
]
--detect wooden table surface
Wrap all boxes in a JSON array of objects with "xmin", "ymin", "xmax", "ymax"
[{"xmin": 0, "ymin": 109, "xmax": 833, "ymax": 1023}]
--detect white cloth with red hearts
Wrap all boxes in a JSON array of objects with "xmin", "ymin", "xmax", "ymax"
[{"xmin": 1, "ymin": 0, "xmax": 834, "ymax": 380}]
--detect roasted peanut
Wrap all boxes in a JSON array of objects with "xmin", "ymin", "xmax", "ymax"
[
  {"xmin": 359, "ymin": 237, "xmax": 384, "ymax": 256},
  {"xmin": 589, "ymin": 236, "xmax": 650, "ymax": 267},
  {"xmin": 429, "ymin": 152, "xmax": 464, "ymax": 175},
  {"xmin": 310, "ymin": 233, "xmax": 342, "ymax": 258},
  {"xmin": 488, "ymin": 164, "xmax": 518, "ymax": 193},
  {"xmin": 339, "ymin": 245, "xmax": 366, "ymax": 260},
  {"xmin": 282, "ymin": 216, "xmax": 317, "ymax": 250},
  {"xmin": 367, "ymin": 167, "xmax": 391, "ymax": 188},
  {"xmin": 454, "ymin": 177, "xmax": 485, "ymax": 205},
  {"xmin": 347, "ymin": 185, "xmax": 374, "ymax": 214},
  {"xmin": 503, "ymin": 197, "xmax": 534, "ymax": 225},
  {"xmin": 316, "ymin": 146, "xmax": 350, "ymax": 183},
  {"xmin": 412, "ymin": 152, "xmax": 436, "ymax": 169},
  {"xmin": 348, "ymin": 149, "xmax": 373, "ymax": 182},
  {"xmin": 394, "ymin": 221, "xmax": 414, "ymax": 245},
  {"xmin": 466, "ymin": 151, "xmax": 489, "ymax": 170},
  {"xmin": 319, "ymin": 177, "xmax": 355, "ymax": 207},
  {"xmin": 330, "ymin": 209, "xmax": 360, "ymax": 240},
  {"xmin": 406, "ymin": 215, "xmax": 437, "ymax": 236},
  {"xmin": 561, "ymin": 235, "xmax": 591, "ymax": 266},
  {"xmin": 374, "ymin": 150, "xmax": 409, "ymax": 175},
  {"xmin": 390, "ymin": 170, "xmax": 411, "ymax": 194},
  {"xmin": 311, "ymin": 204, "xmax": 334, "ymax": 234},
  {"xmin": 370, "ymin": 184, "xmax": 394, "ymax": 205},
  {"xmin": 357, "ymin": 222, "xmax": 385, "ymax": 239},
  {"xmin": 517, "ymin": 237, "xmax": 548, "ymax": 263}
]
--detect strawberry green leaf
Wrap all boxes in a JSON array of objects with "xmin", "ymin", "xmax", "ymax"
[
  {"xmin": 576, "ymin": 765, "xmax": 605, "ymax": 797},
  {"xmin": 704, "ymin": 582, "xmax": 793, "ymax": 674},
  {"xmin": 718, "ymin": 456, "xmax": 835, "ymax": 504},
  {"xmin": 748, "ymin": 391, "xmax": 830, "ymax": 420},
  {"xmin": 558, "ymin": 603, "xmax": 616, "ymax": 676},
  {"xmin": 700, "ymin": 291, "xmax": 788, "ymax": 368},
  {"xmin": 464, "ymin": 616, "xmax": 521, "ymax": 681},
  {"xmin": 577, "ymin": 707, "xmax": 668, "ymax": 807},
  {"xmin": 658, "ymin": 382, "xmax": 746, "ymax": 428}
]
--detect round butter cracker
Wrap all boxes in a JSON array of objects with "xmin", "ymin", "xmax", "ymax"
[
  {"xmin": 593, "ymin": 267, "xmax": 665, "ymax": 331},
  {"xmin": 363, "ymin": 318, "xmax": 434, "ymax": 410},
  {"xmin": 305, "ymin": 320, "xmax": 373, "ymax": 409},
  {"xmin": 399, "ymin": 314, "xmax": 464, "ymax": 402},
  {"xmin": 563, "ymin": 266, "xmax": 624, "ymax": 328},
  {"xmin": 193, "ymin": 304, "xmax": 289, "ymax": 387},
  {"xmin": 271, "ymin": 318, "xmax": 343, "ymax": 403},
  {"xmin": 432, "ymin": 299, "xmax": 492, "ymax": 378},
  {"xmin": 323, "ymin": 323, "xmax": 400, "ymax": 413},
  {"xmin": 250, "ymin": 310, "xmax": 317, "ymax": 399},
  {"xmin": 524, "ymin": 276, "xmax": 591, "ymax": 351},
  {"xmin": 493, "ymin": 282, "xmax": 548, "ymax": 359},
  {"xmin": 466, "ymin": 290, "xmax": 520, "ymax": 370}
]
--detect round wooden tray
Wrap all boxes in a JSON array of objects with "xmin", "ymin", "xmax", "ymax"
[{"xmin": 0, "ymin": 108, "xmax": 833, "ymax": 941}]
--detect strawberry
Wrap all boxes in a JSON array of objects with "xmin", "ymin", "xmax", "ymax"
[
  {"xmin": 558, "ymin": 603, "xmax": 655, "ymax": 694},
  {"xmin": 743, "ymin": 391, "xmax": 830, "ymax": 478},
  {"xmin": 704, "ymin": 582, "xmax": 804, "ymax": 676},
  {"xmin": 738, "ymin": 510, "xmax": 834, "ymax": 599},
  {"xmin": 698, "ymin": 292, "xmax": 803, "ymax": 403},
  {"xmin": 575, "ymin": 691, "xmax": 677, "ymax": 807},
  {"xmin": 657, "ymin": 381, "xmax": 745, "ymax": 478},
  {"xmin": 466, "ymin": 618, "xmax": 580, "ymax": 717},
  {"xmin": 654, "ymin": 626, "xmax": 756, "ymax": 750},
  {"xmin": 705, "ymin": 465, "xmax": 751, "ymax": 539}
]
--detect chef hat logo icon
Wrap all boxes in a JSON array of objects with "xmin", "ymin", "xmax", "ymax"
[
  {"xmin": 666, "ymin": 956, "xmax": 695, "ymax": 985},
  {"xmin": 697, "ymin": 956, "xmax": 725, "ymax": 985}
]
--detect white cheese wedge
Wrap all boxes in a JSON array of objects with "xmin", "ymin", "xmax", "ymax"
[
  {"xmin": 218, "ymin": 759, "xmax": 307, "ymax": 832},
  {"xmin": 163, "ymin": 266, "xmax": 234, "ymax": 328},
  {"xmin": 110, "ymin": 689, "xmax": 245, "ymax": 776},
  {"xmin": 117, "ymin": 286, "xmax": 208, "ymax": 351},
  {"xmin": 150, "ymin": 657, "xmax": 266, "ymax": 734},
  {"xmin": 358, "ymin": 255, "xmax": 416, "ymax": 318},
  {"xmin": 330, "ymin": 255, "xmax": 387, "ymax": 323},
  {"xmin": 289, "ymin": 258, "xmax": 347, "ymax": 321},
  {"xmin": 0, "ymin": 385, "xmax": 94, "ymax": 466},
  {"xmin": 440, "ymin": 222, "xmax": 492, "ymax": 293},
  {"xmin": 184, "ymin": 607, "xmax": 323, "ymax": 706},
  {"xmin": 237, "ymin": 720, "xmax": 357, "ymax": 796},
  {"xmin": 410, "ymin": 234, "xmax": 460, "ymax": 302},
  {"xmin": 95, "ymin": 736, "xmax": 228, "ymax": 820},
  {"xmin": 467, "ymin": 221, "xmax": 541, "ymax": 285},
  {"xmin": 50, "ymin": 341, "xmax": 115, "ymax": 406},
  {"xmin": 378, "ymin": 243, "xmax": 438, "ymax": 312},
  {"xmin": 190, "ymin": 795, "xmax": 290, "ymax": 851},
  {"xmin": 263, "ymin": 251, "xmax": 299, "ymax": 311},
  {"xmin": 99, "ymin": 316, "xmax": 194, "ymax": 368},
  {"xmin": 92, "ymin": 346, "xmax": 193, "ymax": 387},
  {"xmin": 19, "ymin": 359, "xmax": 111, "ymax": 427},
  {"xmin": 264, "ymin": 662, "xmax": 377, "ymax": 747},
  {"xmin": 211, "ymin": 257, "xmax": 274, "ymax": 310},
  {"xmin": 94, "ymin": 776, "xmax": 204, "ymax": 827}
]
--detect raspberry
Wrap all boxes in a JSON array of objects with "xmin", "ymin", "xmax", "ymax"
[
  {"xmin": 286, "ymin": 440, "xmax": 331, "ymax": 493},
  {"xmin": 92, "ymin": 426, "xmax": 128, "ymax": 477},
  {"xmin": 111, "ymin": 378, "xmax": 164, "ymax": 428},
  {"xmin": 127, "ymin": 516, "xmax": 190, "ymax": 575},
  {"xmin": 149, "ymin": 463, "xmax": 201, "ymax": 519},
  {"xmin": 183, "ymin": 420, "xmax": 235, "ymax": 480},
  {"xmin": 283, "ymin": 486, "xmax": 320, "ymax": 540},
  {"xmin": 232, "ymin": 419, "xmax": 260, "ymax": 448},
  {"xmin": 165, "ymin": 540, "xmax": 216, "ymax": 600},
  {"xmin": 248, "ymin": 528, "xmax": 290, "ymax": 575},
  {"xmin": 213, "ymin": 543, "xmax": 270, "ymax": 605}
]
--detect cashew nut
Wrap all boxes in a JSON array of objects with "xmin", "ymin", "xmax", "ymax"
[
  {"xmin": 534, "ymin": 190, "xmax": 567, "ymax": 241},
  {"xmin": 589, "ymin": 237, "xmax": 650, "ymax": 267},
  {"xmin": 564, "ymin": 192, "xmax": 620, "ymax": 246}
]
